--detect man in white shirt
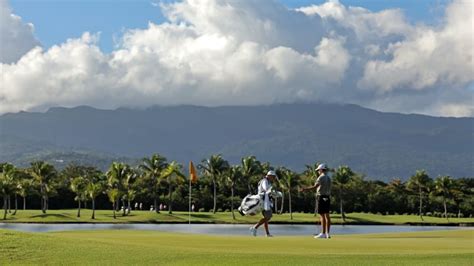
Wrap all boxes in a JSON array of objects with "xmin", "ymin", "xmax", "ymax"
[{"xmin": 249, "ymin": 170, "xmax": 277, "ymax": 237}]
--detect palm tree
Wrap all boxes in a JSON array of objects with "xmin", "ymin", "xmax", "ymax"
[
  {"xmin": 304, "ymin": 163, "xmax": 320, "ymax": 216},
  {"xmin": 10, "ymin": 169, "xmax": 22, "ymax": 215},
  {"xmin": 87, "ymin": 173, "xmax": 106, "ymax": 220},
  {"xmin": 107, "ymin": 188, "xmax": 120, "ymax": 219},
  {"xmin": 451, "ymin": 178, "xmax": 469, "ymax": 218},
  {"xmin": 139, "ymin": 154, "xmax": 168, "ymax": 213},
  {"xmin": 0, "ymin": 163, "xmax": 17, "ymax": 220},
  {"xmin": 227, "ymin": 166, "xmax": 242, "ymax": 220},
  {"xmin": 434, "ymin": 176, "xmax": 454, "ymax": 219},
  {"xmin": 17, "ymin": 177, "xmax": 34, "ymax": 211},
  {"xmin": 333, "ymin": 165, "xmax": 355, "ymax": 222},
  {"xmin": 387, "ymin": 178, "xmax": 407, "ymax": 214},
  {"xmin": 241, "ymin": 156, "xmax": 262, "ymax": 194},
  {"xmin": 161, "ymin": 161, "xmax": 185, "ymax": 214},
  {"xmin": 407, "ymin": 170, "xmax": 432, "ymax": 221},
  {"xmin": 29, "ymin": 161, "xmax": 57, "ymax": 214},
  {"xmin": 123, "ymin": 167, "xmax": 137, "ymax": 215},
  {"xmin": 70, "ymin": 176, "xmax": 88, "ymax": 218},
  {"xmin": 106, "ymin": 162, "xmax": 129, "ymax": 216},
  {"xmin": 277, "ymin": 167, "xmax": 298, "ymax": 220},
  {"xmin": 199, "ymin": 155, "xmax": 230, "ymax": 214}
]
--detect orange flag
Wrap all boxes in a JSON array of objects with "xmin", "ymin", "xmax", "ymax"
[{"xmin": 189, "ymin": 161, "xmax": 198, "ymax": 183}]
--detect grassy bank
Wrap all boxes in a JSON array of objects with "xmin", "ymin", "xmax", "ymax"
[
  {"xmin": 1, "ymin": 209, "xmax": 473, "ymax": 225},
  {"xmin": 1, "ymin": 229, "xmax": 472, "ymax": 265}
]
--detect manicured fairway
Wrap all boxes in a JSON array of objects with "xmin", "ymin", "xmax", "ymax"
[
  {"xmin": 0, "ymin": 229, "xmax": 472, "ymax": 265},
  {"xmin": 2, "ymin": 209, "xmax": 473, "ymax": 225}
]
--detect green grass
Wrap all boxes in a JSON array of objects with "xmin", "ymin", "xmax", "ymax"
[
  {"xmin": 0, "ymin": 229, "xmax": 472, "ymax": 265},
  {"xmin": 2, "ymin": 209, "xmax": 473, "ymax": 225}
]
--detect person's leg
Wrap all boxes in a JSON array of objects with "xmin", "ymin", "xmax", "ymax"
[
  {"xmin": 326, "ymin": 213, "xmax": 331, "ymax": 234},
  {"xmin": 320, "ymin": 214, "xmax": 326, "ymax": 234},
  {"xmin": 263, "ymin": 219, "xmax": 270, "ymax": 235},
  {"xmin": 254, "ymin": 217, "xmax": 266, "ymax": 229}
]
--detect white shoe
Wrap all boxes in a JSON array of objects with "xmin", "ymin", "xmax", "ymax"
[
  {"xmin": 326, "ymin": 234, "xmax": 331, "ymax": 239},
  {"xmin": 249, "ymin": 227, "xmax": 257, "ymax": 237},
  {"xmin": 265, "ymin": 234, "xmax": 273, "ymax": 237},
  {"xmin": 314, "ymin": 233, "xmax": 327, "ymax": 239}
]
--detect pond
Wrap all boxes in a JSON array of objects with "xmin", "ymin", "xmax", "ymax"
[{"xmin": 0, "ymin": 223, "xmax": 471, "ymax": 236}]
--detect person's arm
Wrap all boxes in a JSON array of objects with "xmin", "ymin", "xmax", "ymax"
[
  {"xmin": 300, "ymin": 177, "xmax": 320, "ymax": 192},
  {"xmin": 300, "ymin": 183, "xmax": 320, "ymax": 192}
]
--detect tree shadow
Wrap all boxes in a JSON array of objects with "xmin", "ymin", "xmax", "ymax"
[
  {"xmin": 29, "ymin": 213, "xmax": 71, "ymax": 219},
  {"xmin": 189, "ymin": 213, "xmax": 213, "ymax": 219}
]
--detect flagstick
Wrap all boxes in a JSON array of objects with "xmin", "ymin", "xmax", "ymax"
[{"xmin": 188, "ymin": 178, "xmax": 191, "ymax": 225}]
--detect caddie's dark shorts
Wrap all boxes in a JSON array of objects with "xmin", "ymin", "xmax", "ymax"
[
  {"xmin": 262, "ymin": 210, "xmax": 273, "ymax": 220},
  {"xmin": 317, "ymin": 195, "xmax": 331, "ymax": 214}
]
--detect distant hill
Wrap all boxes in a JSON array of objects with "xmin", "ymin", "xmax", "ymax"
[{"xmin": 0, "ymin": 103, "xmax": 472, "ymax": 180}]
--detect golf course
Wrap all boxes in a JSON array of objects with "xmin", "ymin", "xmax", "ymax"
[{"xmin": 1, "ymin": 228, "xmax": 472, "ymax": 265}]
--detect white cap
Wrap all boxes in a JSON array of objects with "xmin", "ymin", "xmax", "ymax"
[
  {"xmin": 266, "ymin": 170, "xmax": 277, "ymax": 177},
  {"xmin": 316, "ymin": 164, "xmax": 327, "ymax": 171}
]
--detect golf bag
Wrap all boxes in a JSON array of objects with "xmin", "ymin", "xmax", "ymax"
[
  {"xmin": 238, "ymin": 191, "xmax": 283, "ymax": 216},
  {"xmin": 238, "ymin": 194, "xmax": 263, "ymax": 216}
]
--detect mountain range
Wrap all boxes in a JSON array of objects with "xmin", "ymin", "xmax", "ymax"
[{"xmin": 0, "ymin": 103, "xmax": 472, "ymax": 180}]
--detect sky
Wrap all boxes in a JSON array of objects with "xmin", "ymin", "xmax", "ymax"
[{"xmin": 1, "ymin": 0, "xmax": 473, "ymax": 117}]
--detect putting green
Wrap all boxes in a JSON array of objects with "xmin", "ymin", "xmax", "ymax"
[{"xmin": 0, "ymin": 229, "xmax": 472, "ymax": 265}]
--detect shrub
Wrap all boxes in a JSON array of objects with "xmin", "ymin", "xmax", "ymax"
[
  {"xmin": 217, "ymin": 208, "xmax": 223, "ymax": 212},
  {"xmin": 198, "ymin": 208, "xmax": 205, "ymax": 212},
  {"xmin": 224, "ymin": 209, "xmax": 230, "ymax": 212},
  {"xmin": 426, "ymin": 212, "xmax": 432, "ymax": 216}
]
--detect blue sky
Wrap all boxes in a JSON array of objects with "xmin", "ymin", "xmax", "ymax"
[{"xmin": 9, "ymin": 0, "xmax": 450, "ymax": 53}]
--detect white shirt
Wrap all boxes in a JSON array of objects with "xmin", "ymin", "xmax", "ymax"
[{"xmin": 258, "ymin": 178, "xmax": 272, "ymax": 211}]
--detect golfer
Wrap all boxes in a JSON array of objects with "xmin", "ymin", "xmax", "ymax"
[
  {"xmin": 300, "ymin": 163, "xmax": 332, "ymax": 239},
  {"xmin": 249, "ymin": 170, "xmax": 277, "ymax": 237}
]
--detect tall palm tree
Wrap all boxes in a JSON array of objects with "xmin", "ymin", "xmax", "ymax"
[
  {"xmin": 161, "ymin": 161, "xmax": 185, "ymax": 214},
  {"xmin": 70, "ymin": 176, "xmax": 88, "ymax": 218},
  {"xmin": 333, "ymin": 165, "xmax": 355, "ymax": 222},
  {"xmin": 304, "ymin": 163, "xmax": 320, "ymax": 216},
  {"xmin": 107, "ymin": 188, "xmax": 119, "ymax": 219},
  {"xmin": 241, "ymin": 156, "xmax": 262, "ymax": 194},
  {"xmin": 227, "ymin": 165, "xmax": 242, "ymax": 220},
  {"xmin": 17, "ymin": 177, "xmax": 34, "ymax": 211},
  {"xmin": 123, "ymin": 167, "xmax": 137, "ymax": 215},
  {"xmin": 277, "ymin": 167, "xmax": 298, "ymax": 220},
  {"xmin": 87, "ymin": 173, "xmax": 106, "ymax": 220},
  {"xmin": 199, "ymin": 155, "xmax": 230, "ymax": 214},
  {"xmin": 106, "ymin": 162, "xmax": 129, "ymax": 216},
  {"xmin": 139, "ymin": 154, "xmax": 168, "ymax": 213},
  {"xmin": 407, "ymin": 170, "xmax": 432, "ymax": 221},
  {"xmin": 0, "ymin": 163, "xmax": 16, "ymax": 220},
  {"xmin": 434, "ymin": 176, "xmax": 454, "ymax": 219},
  {"xmin": 29, "ymin": 161, "xmax": 57, "ymax": 214}
]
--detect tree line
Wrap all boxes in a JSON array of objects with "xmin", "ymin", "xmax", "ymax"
[{"xmin": 0, "ymin": 154, "xmax": 473, "ymax": 220}]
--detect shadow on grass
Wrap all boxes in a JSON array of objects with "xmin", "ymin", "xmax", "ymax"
[
  {"xmin": 188, "ymin": 213, "xmax": 214, "ymax": 219},
  {"xmin": 29, "ymin": 213, "xmax": 71, "ymax": 219}
]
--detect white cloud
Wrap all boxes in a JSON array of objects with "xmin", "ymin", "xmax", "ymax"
[
  {"xmin": 0, "ymin": 0, "xmax": 40, "ymax": 63},
  {"xmin": 0, "ymin": 0, "xmax": 473, "ymax": 117},
  {"xmin": 358, "ymin": 0, "xmax": 473, "ymax": 93}
]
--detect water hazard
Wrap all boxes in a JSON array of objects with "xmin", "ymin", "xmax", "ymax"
[{"xmin": 0, "ymin": 223, "xmax": 470, "ymax": 236}]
